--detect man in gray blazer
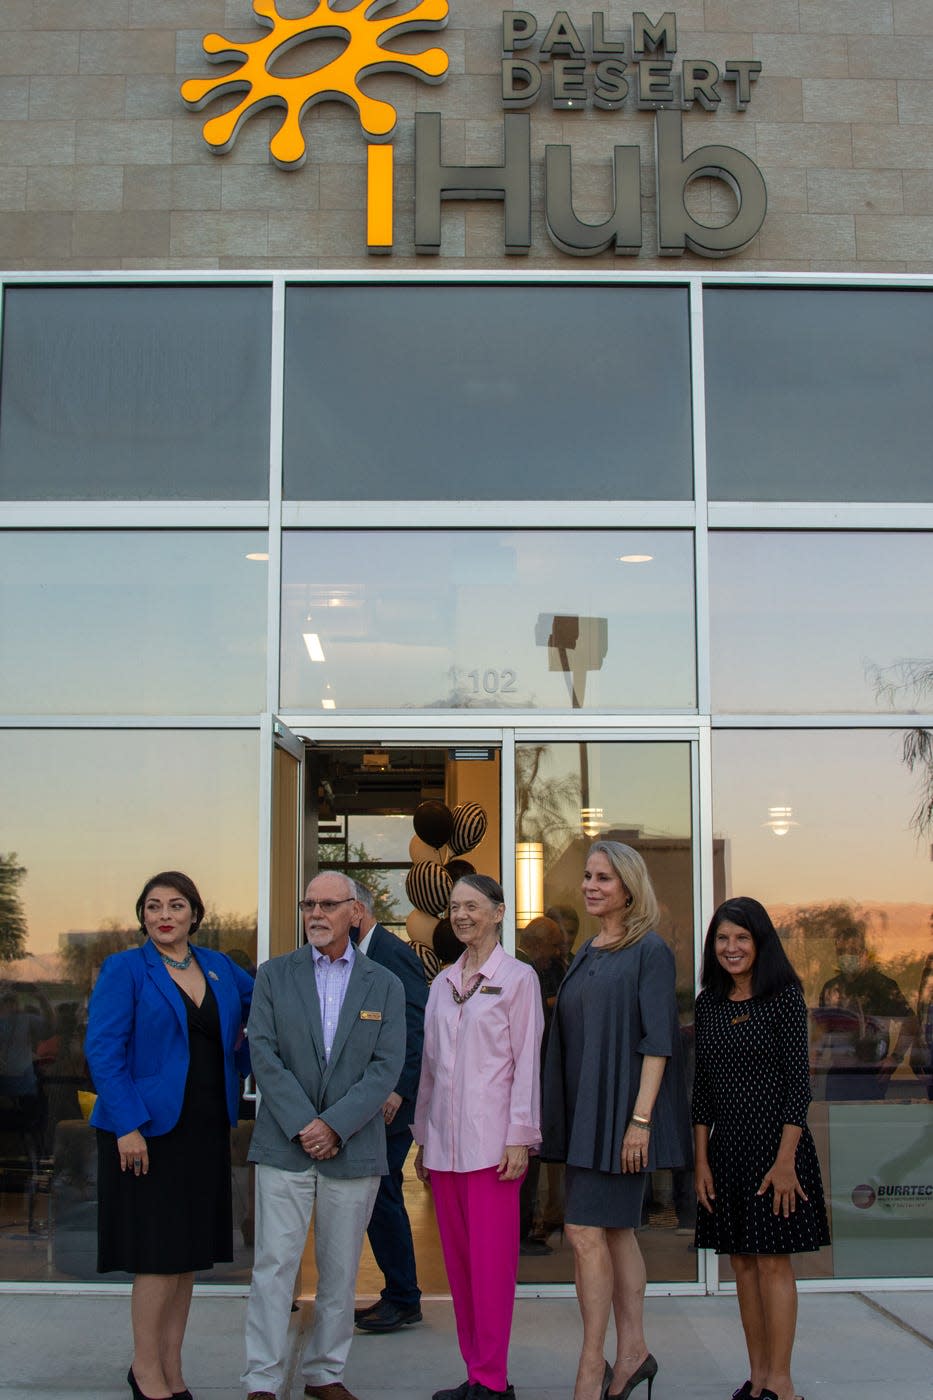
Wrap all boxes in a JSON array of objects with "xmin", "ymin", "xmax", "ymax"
[{"xmin": 242, "ymin": 872, "xmax": 405, "ymax": 1400}]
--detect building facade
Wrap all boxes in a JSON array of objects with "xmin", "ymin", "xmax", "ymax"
[{"xmin": 0, "ymin": 2, "xmax": 931, "ymax": 1296}]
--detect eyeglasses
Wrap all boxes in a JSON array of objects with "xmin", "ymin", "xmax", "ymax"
[{"xmin": 298, "ymin": 897, "xmax": 355, "ymax": 914}]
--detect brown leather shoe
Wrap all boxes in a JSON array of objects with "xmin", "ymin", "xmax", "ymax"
[{"xmin": 303, "ymin": 1385, "xmax": 360, "ymax": 1400}]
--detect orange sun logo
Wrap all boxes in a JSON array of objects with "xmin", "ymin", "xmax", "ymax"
[{"xmin": 180, "ymin": 0, "xmax": 449, "ymax": 248}]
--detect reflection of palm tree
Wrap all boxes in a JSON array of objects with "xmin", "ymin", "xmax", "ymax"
[
  {"xmin": 868, "ymin": 660, "xmax": 933, "ymax": 837},
  {"xmin": 515, "ymin": 745, "xmax": 580, "ymax": 862}
]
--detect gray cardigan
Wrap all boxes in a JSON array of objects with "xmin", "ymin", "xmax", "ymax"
[
  {"xmin": 247, "ymin": 942, "xmax": 405, "ymax": 1177},
  {"xmin": 541, "ymin": 932, "xmax": 693, "ymax": 1172}
]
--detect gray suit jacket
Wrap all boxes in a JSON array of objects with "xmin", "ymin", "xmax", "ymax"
[{"xmin": 247, "ymin": 943, "xmax": 406, "ymax": 1177}]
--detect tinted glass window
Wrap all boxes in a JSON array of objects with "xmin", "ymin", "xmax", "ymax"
[
  {"xmin": 280, "ymin": 528, "xmax": 696, "ymax": 711},
  {"xmin": 0, "ymin": 286, "xmax": 272, "ymax": 499},
  {"xmin": 0, "ymin": 728, "xmax": 259, "ymax": 1283},
  {"xmin": 710, "ymin": 531, "xmax": 933, "ymax": 713},
  {"xmin": 712, "ymin": 729, "xmax": 932, "ymax": 1279},
  {"xmin": 0, "ymin": 531, "xmax": 268, "ymax": 715},
  {"xmin": 283, "ymin": 285, "xmax": 693, "ymax": 500},
  {"xmin": 704, "ymin": 288, "xmax": 933, "ymax": 501}
]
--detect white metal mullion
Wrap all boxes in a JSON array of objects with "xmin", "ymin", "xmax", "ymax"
[
  {"xmin": 712, "ymin": 714, "xmax": 933, "ymax": 729},
  {"xmin": 1, "ymin": 501, "xmax": 268, "ymax": 528},
  {"xmin": 282, "ymin": 501, "xmax": 697, "ymax": 528},
  {"xmin": 256, "ymin": 712, "xmax": 274, "ymax": 966},
  {"xmin": 265, "ymin": 278, "xmax": 287, "ymax": 714},
  {"xmin": 690, "ymin": 281, "xmax": 711, "ymax": 719},
  {"xmin": 501, "ymin": 727, "xmax": 516, "ymax": 955}
]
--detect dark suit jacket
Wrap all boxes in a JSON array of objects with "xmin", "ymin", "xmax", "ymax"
[
  {"xmin": 247, "ymin": 942, "xmax": 405, "ymax": 1177},
  {"xmin": 85, "ymin": 939, "xmax": 253, "ymax": 1138},
  {"xmin": 361, "ymin": 923, "xmax": 428, "ymax": 1135}
]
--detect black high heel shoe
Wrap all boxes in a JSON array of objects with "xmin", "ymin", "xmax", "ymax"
[
  {"xmin": 607, "ymin": 1353, "xmax": 658, "ymax": 1400},
  {"xmin": 127, "ymin": 1366, "xmax": 172, "ymax": 1400},
  {"xmin": 732, "ymin": 1385, "xmax": 753, "ymax": 1400},
  {"xmin": 600, "ymin": 1360, "xmax": 614, "ymax": 1400}
]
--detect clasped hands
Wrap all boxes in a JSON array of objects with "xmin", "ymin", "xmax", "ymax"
[
  {"xmin": 695, "ymin": 1157, "xmax": 808, "ymax": 1217},
  {"xmin": 299, "ymin": 1117, "xmax": 340, "ymax": 1160}
]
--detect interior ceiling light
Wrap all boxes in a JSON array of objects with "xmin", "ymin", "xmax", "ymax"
[
  {"xmin": 302, "ymin": 632, "xmax": 326, "ymax": 663},
  {"xmin": 618, "ymin": 554, "xmax": 653, "ymax": 563},
  {"xmin": 763, "ymin": 805, "xmax": 798, "ymax": 837},
  {"xmin": 246, "ymin": 552, "xmax": 269, "ymax": 561}
]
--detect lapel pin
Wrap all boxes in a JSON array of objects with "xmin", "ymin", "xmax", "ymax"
[{"xmin": 208, "ymin": 970, "xmax": 219, "ymax": 980}]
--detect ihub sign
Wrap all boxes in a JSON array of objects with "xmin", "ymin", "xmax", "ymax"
[{"xmin": 181, "ymin": 1, "xmax": 767, "ymax": 259}]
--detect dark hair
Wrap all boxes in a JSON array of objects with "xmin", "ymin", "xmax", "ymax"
[
  {"xmin": 700, "ymin": 896, "xmax": 802, "ymax": 1002},
  {"xmin": 136, "ymin": 871, "xmax": 205, "ymax": 936}
]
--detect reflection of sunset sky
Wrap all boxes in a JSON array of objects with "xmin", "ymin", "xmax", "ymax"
[
  {"xmin": 713, "ymin": 730, "xmax": 932, "ymax": 934},
  {"xmin": 281, "ymin": 530, "xmax": 696, "ymax": 711},
  {"xmin": 2, "ymin": 732, "xmax": 259, "ymax": 953},
  {"xmin": 711, "ymin": 532, "xmax": 933, "ymax": 713}
]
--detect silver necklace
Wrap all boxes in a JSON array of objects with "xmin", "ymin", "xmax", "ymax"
[{"xmin": 159, "ymin": 946, "xmax": 194, "ymax": 970}]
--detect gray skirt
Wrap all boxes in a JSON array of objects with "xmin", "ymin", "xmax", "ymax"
[{"xmin": 564, "ymin": 1165, "xmax": 647, "ymax": 1228}]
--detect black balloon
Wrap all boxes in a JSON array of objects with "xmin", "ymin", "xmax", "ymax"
[
  {"xmin": 444, "ymin": 858, "xmax": 475, "ymax": 882},
  {"xmin": 432, "ymin": 917, "xmax": 461, "ymax": 965},
  {"xmin": 413, "ymin": 799, "xmax": 454, "ymax": 849}
]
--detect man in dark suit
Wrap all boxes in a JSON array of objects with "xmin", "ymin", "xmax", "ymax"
[
  {"xmin": 242, "ymin": 872, "xmax": 405, "ymax": 1400},
  {"xmin": 352, "ymin": 880, "xmax": 428, "ymax": 1334}
]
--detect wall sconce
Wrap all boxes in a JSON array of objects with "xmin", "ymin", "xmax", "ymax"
[
  {"xmin": 515, "ymin": 841, "xmax": 544, "ymax": 927},
  {"xmin": 763, "ymin": 805, "xmax": 798, "ymax": 837},
  {"xmin": 580, "ymin": 807, "xmax": 604, "ymax": 837}
]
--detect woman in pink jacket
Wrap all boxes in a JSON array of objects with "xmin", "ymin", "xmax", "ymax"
[{"xmin": 414, "ymin": 874, "xmax": 544, "ymax": 1400}]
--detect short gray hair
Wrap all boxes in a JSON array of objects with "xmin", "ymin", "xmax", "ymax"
[{"xmin": 353, "ymin": 880, "xmax": 375, "ymax": 912}]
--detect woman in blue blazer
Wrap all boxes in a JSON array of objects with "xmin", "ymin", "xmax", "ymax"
[{"xmin": 85, "ymin": 871, "xmax": 253, "ymax": 1400}]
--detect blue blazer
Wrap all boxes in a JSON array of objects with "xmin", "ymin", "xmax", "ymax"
[
  {"xmin": 85, "ymin": 939, "xmax": 254, "ymax": 1139},
  {"xmin": 361, "ymin": 923, "xmax": 428, "ymax": 1134}
]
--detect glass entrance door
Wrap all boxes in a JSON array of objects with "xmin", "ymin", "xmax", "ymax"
[
  {"xmin": 272, "ymin": 724, "xmax": 703, "ymax": 1294},
  {"xmin": 513, "ymin": 735, "xmax": 701, "ymax": 1289}
]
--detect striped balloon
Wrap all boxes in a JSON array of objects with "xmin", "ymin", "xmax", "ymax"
[
  {"xmin": 405, "ymin": 860, "xmax": 453, "ymax": 917},
  {"xmin": 449, "ymin": 802, "xmax": 488, "ymax": 856}
]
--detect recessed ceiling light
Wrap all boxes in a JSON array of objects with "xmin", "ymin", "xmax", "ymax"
[
  {"xmin": 246, "ymin": 552, "xmax": 269, "ymax": 561},
  {"xmin": 618, "ymin": 554, "xmax": 653, "ymax": 564},
  {"xmin": 302, "ymin": 632, "xmax": 326, "ymax": 663}
]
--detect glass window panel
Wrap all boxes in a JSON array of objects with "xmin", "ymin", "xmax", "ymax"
[
  {"xmin": 283, "ymin": 285, "xmax": 693, "ymax": 500},
  {"xmin": 0, "ymin": 729, "xmax": 259, "ymax": 1284},
  {"xmin": 280, "ymin": 529, "xmax": 696, "ymax": 711},
  {"xmin": 710, "ymin": 531, "xmax": 933, "ymax": 714},
  {"xmin": 0, "ymin": 531, "xmax": 268, "ymax": 715},
  {"xmin": 712, "ymin": 729, "xmax": 933, "ymax": 1280},
  {"xmin": 0, "ymin": 286, "xmax": 272, "ymax": 499},
  {"xmin": 704, "ymin": 287, "xmax": 933, "ymax": 501},
  {"xmin": 515, "ymin": 739, "xmax": 697, "ymax": 1284}
]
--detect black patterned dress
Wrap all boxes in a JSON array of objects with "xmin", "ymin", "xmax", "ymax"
[{"xmin": 692, "ymin": 983, "xmax": 830, "ymax": 1256}]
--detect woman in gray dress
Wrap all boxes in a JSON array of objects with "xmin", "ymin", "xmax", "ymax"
[{"xmin": 541, "ymin": 842, "xmax": 691, "ymax": 1400}]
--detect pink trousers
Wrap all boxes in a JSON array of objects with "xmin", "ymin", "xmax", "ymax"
[{"xmin": 430, "ymin": 1166, "xmax": 523, "ymax": 1392}]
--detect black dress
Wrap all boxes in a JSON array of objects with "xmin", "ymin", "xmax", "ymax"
[
  {"xmin": 97, "ymin": 981, "xmax": 233, "ymax": 1274},
  {"xmin": 692, "ymin": 983, "xmax": 831, "ymax": 1256}
]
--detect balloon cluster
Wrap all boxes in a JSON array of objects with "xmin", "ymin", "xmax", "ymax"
[{"xmin": 405, "ymin": 800, "xmax": 488, "ymax": 961}]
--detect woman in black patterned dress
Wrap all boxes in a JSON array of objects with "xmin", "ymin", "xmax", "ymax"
[{"xmin": 693, "ymin": 898, "xmax": 829, "ymax": 1400}]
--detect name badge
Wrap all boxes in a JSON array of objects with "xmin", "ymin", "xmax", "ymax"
[
  {"xmin": 480, "ymin": 985, "xmax": 503, "ymax": 995},
  {"xmin": 730, "ymin": 1012, "xmax": 750, "ymax": 1025},
  {"xmin": 360, "ymin": 1009, "xmax": 382, "ymax": 1021}
]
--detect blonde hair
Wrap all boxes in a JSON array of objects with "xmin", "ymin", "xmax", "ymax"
[{"xmin": 586, "ymin": 840, "xmax": 659, "ymax": 952}]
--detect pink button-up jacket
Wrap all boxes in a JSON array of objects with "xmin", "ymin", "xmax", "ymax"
[{"xmin": 413, "ymin": 943, "xmax": 544, "ymax": 1173}]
